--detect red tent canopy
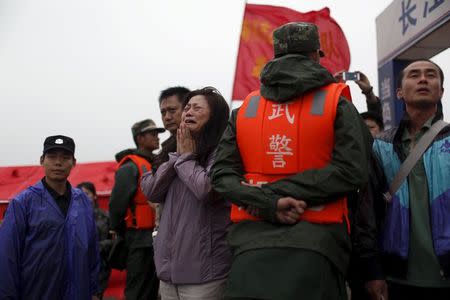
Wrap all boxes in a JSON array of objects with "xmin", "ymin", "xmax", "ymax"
[{"xmin": 0, "ymin": 161, "xmax": 117, "ymax": 217}]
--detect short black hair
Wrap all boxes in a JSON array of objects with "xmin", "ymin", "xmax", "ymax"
[
  {"xmin": 360, "ymin": 111, "xmax": 384, "ymax": 130},
  {"xmin": 77, "ymin": 181, "xmax": 97, "ymax": 196},
  {"xmin": 396, "ymin": 59, "xmax": 444, "ymax": 118},
  {"xmin": 397, "ymin": 59, "xmax": 444, "ymax": 89},
  {"xmin": 158, "ymin": 86, "xmax": 190, "ymax": 104}
]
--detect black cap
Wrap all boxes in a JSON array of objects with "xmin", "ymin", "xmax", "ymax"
[{"xmin": 43, "ymin": 135, "xmax": 75, "ymax": 155}]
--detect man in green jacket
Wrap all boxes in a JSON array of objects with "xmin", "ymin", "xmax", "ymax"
[
  {"xmin": 211, "ymin": 22, "xmax": 371, "ymax": 300},
  {"xmin": 109, "ymin": 119, "xmax": 164, "ymax": 300}
]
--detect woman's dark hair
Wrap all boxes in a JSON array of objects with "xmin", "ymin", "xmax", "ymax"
[
  {"xmin": 153, "ymin": 87, "xmax": 230, "ymax": 169},
  {"xmin": 77, "ymin": 181, "xmax": 97, "ymax": 196},
  {"xmin": 184, "ymin": 87, "xmax": 230, "ymax": 167}
]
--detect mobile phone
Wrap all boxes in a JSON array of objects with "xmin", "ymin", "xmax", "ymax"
[{"xmin": 342, "ymin": 71, "xmax": 360, "ymax": 81}]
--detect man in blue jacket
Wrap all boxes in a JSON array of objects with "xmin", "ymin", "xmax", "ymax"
[
  {"xmin": 357, "ymin": 60, "xmax": 450, "ymax": 300},
  {"xmin": 0, "ymin": 135, "xmax": 100, "ymax": 300}
]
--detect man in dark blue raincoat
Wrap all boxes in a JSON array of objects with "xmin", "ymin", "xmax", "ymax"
[{"xmin": 0, "ymin": 135, "xmax": 100, "ymax": 300}]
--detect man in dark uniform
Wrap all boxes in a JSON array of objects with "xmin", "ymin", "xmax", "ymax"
[{"xmin": 109, "ymin": 119, "xmax": 164, "ymax": 300}]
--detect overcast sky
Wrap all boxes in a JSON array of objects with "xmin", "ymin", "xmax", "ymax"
[{"xmin": 0, "ymin": 0, "xmax": 448, "ymax": 166}]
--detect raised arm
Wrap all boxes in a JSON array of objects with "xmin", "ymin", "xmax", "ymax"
[{"xmin": 355, "ymin": 71, "xmax": 382, "ymax": 118}]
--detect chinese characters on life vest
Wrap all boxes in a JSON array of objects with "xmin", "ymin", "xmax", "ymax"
[
  {"xmin": 267, "ymin": 103, "xmax": 294, "ymax": 168},
  {"xmin": 268, "ymin": 103, "xmax": 295, "ymax": 124}
]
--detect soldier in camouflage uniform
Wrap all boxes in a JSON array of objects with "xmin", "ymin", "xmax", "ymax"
[
  {"xmin": 77, "ymin": 182, "xmax": 112, "ymax": 299},
  {"xmin": 109, "ymin": 119, "xmax": 163, "ymax": 300},
  {"xmin": 211, "ymin": 22, "xmax": 371, "ymax": 300}
]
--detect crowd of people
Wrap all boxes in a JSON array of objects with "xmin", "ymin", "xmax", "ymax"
[{"xmin": 0, "ymin": 21, "xmax": 448, "ymax": 300}]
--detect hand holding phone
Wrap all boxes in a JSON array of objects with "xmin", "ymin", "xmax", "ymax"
[{"xmin": 342, "ymin": 71, "xmax": 360, "ymax": 81}]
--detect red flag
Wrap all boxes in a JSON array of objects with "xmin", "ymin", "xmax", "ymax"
[{"xmin": 232, "ymin": 4, "xmax": 351, "ymax": 101}]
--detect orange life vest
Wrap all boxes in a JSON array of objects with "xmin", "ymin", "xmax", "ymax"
[
  {"xmin": 233, "ymin": 83, "xmax": 352, "ymax": 227},
  {"xmin": 117, "ymin": 154, "xmax": 155, "ymax": 229}
]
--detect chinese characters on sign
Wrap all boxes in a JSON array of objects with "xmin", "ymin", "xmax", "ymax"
[
  {"xmin": 399, "ymin": 0, "xmax": 445, "ymax": 35},
  {"xmin": 382, "ymin": 102, "xmax": 393, "ymax": 130},
  {"xmin": 424, "ymin": 0, "xmax": 445, "ymax": 17},
  {"xmin": 380, "ymin": 77, "xmax": 392, "ymax": 100},
  {"xmin": 399, "ymin": 0, "xmax": 417, "ymax": 34},
  {"xmin": 380, "ymin": 76, "xmax": 393, "ymax": 129}
]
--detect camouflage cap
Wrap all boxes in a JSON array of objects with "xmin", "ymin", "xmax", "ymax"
[
  {"xmin": 131, "ymin": 119, "xmax": 165, "ymax": 137},
  {"xmin": 273, "ymin": 22, "xmax": 325, "ymax": 58}
]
